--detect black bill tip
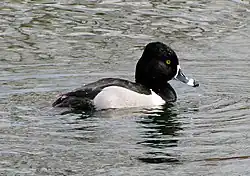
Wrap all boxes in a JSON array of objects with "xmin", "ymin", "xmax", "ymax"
[{"xmin": 193, "ymin": 80, "xmax": 199, "ymax": 87}]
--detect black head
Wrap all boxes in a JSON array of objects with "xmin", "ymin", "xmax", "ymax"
[
  {"xmin": 135, "ymin": 42, "xmax": 179, "ymax": 88},
  {"xmin": 135, "ymin": 42, "xmax": 199, "ymax": 90}
]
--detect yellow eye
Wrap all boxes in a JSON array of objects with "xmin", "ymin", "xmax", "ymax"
[{"xmin": 166, "ymin": 60, "xmax": 171, "ymax": 65}]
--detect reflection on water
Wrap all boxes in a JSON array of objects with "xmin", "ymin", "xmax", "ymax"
[
  {"xmin": 137, "ymin": 105, "xmax": 181, "ymax": 164},
  {"xmin": 1, "ymin": 0, "xmax": 250, "ymax": 175}
]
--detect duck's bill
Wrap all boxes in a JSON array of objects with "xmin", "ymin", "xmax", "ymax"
[{"xmin": 174, "ymin": 66, "xmax": 199, "ymax": 87}]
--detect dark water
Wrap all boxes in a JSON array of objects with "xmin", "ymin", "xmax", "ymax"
[{"xmin": 1, "ymin": 0, "xmax": 250, "ymax": 175}]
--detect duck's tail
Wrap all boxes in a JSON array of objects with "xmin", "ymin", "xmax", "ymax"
[{"xmin": 52, "ymin": 94, "xmax": 94, "ymax": 110}]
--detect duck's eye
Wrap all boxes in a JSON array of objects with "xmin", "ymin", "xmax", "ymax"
[{"xmin": 166, "ymin": 60, "xmax": 171, "ymax": 65}]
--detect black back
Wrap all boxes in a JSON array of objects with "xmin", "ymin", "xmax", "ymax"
[{"xmin": 52, "ymin": 78, "xmax": 151, "ymax": 109}]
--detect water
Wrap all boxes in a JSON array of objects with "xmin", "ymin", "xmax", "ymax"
[{"xmin": 1, "ymin": 0, "xmax": 250, "ymax": 175}]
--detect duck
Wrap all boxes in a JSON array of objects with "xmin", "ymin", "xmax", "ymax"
[{"xmin": 52, "ymin": 42, "xmax": 199, "ymax": 110}]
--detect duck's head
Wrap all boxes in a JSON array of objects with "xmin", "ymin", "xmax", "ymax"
[{"xmin": 135, "ymin": 42, "xmax": 199, "ymax": 89}]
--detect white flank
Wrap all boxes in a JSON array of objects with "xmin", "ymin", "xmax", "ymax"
[{"xmin": 93, "ymin": 86, "xmax": 165, "ymax": 110}]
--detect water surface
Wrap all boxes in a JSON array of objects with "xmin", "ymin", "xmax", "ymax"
[{"xmin": 1, "ymin": 0, "xmax": 250, "ymax": 175}]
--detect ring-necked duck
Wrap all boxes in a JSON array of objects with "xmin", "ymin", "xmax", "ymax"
[{"xmin": 52, "ymin": 42, "xmax": 199, "ymax": 110}]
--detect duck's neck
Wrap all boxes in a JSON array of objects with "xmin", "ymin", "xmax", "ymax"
[
  {"xmin": 135, "ymin": 57, "xmax": 177, "ymax": 102},
  {"xmin": 155, "ymin": 82, "xmax": 177, "ymax": 102},
  {"xmin": 135, "ymin": 77, "xmax": 176, "ymax": 102}
]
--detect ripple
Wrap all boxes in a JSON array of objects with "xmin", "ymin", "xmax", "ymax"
[{"xmin": 1, "ymin": 0, "xmax": 250, "ymax": 175}]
